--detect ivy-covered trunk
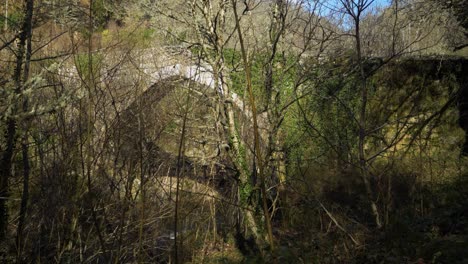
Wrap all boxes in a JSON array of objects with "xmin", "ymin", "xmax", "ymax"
[
  {"xmin": 188, "ymin": 0, "xmax": 269, "ymax": 252},
  {"xmin": 214, "ymin": 65, "xmax": 264, "ymax": 249}
]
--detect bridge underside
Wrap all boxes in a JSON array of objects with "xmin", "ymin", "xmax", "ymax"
[{"xmin": 112, "ymin": 76, "xmax": 239, "ymax": 197}]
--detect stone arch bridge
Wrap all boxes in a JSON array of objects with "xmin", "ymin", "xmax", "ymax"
[
  {"xmin": 59, "ymin": 47, "xmax": 468, "ymax": 198},
  {"xmin": 59, "ymin": 46, "xmax": 265, "ymax": 202}
]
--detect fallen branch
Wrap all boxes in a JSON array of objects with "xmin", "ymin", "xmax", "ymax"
[{"xmin": 318, "ymin": 200, "xmax": 361, "ymax": 246}]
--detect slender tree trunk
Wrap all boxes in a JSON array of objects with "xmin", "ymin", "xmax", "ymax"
[
  {"xmin": 232, "ymin": 0, "xmax": 275, "ymax": 251},
  {"xmin": 355, "ymin": 18, "xmax": 382, "ymax": 229},
  {"xmin": 78, "ymin": 1, "xmax": 108, "ymax": 260},
  {"xmin": 16, "ymin": 139, "xmax": 30, "ymax": 259},
  {"xmin": 0, "ymin": 0, "xmax": 34, "ymax": 243},
  {"xmin": 16, "ymin": 11, "xmax": 33, "ymax": 258},
  {"xmin": 173, "ymin": 82, "xmax": 191, "ymax": 263},
  {"xmin": 137, "ymin": 99, "xmax": 145, "ymax": 264}
]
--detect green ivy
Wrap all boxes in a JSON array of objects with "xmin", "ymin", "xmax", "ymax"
[{"xmin": 74, "ymin": 53, "xmax": 103, "ymax": 82}]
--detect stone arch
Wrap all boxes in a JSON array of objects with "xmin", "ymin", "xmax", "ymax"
[{"xmin": 114, "ymin": 76, "xmax": 237, "ymax": 196}]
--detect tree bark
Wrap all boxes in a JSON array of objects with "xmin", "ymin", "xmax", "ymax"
[
  {"xmin": 0, "ymin": 0, "xmax": 34, "ymax": 243},
  {"xmin": 16, "ymin": 8, "xmax": 33, "ymax": 257}
]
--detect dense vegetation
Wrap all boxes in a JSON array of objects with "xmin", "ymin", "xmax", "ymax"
[{"xmin": 1, "ymin": 0, "xmax": 467, "ymax": 263}]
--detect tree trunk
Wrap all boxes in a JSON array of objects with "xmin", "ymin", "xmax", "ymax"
[
  {"xmin": 0, "ymin": 0, "xmax": 34, "ymax": 243},
  {"xmin": 356, "ymin": 17, "xmax": 382, "ymax": 229},
  {"xmin": 232, "ymin": 0, "xmax": 275, "ymax": 251},
  {"xmin": 16, "ymin": 7, "xmax": 33, "ymax": 256}
]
